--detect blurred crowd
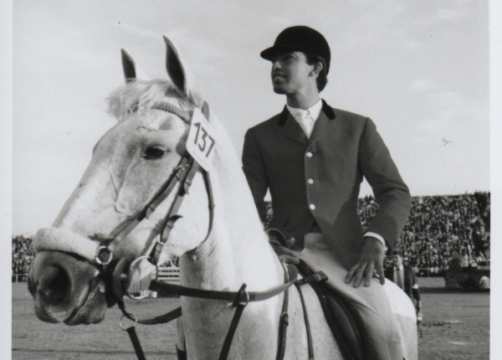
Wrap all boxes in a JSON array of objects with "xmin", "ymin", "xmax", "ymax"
[
  {"xmin": 12, "ymin": 235, "xmax": 34, "ymax": 282},
  {"xmin": 12, "ymin": 192, "xmax": 490, "ymax": 280},
  {"xmin": 359, "ymin": 192, "xmax": 490, "ymax": 276}
]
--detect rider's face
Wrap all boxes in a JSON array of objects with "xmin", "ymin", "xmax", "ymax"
[{"xmin": 270, "ymin": 51, "xmax": 316, "ymax": 95}]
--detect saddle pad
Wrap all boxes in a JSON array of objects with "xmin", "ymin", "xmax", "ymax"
[{"xmin": 297, "ymin": 260, "xmax": 365, "ymax": 360}]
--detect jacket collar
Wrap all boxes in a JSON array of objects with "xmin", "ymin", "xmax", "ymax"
[
  {"xmin": 277, "ymin": 99, "xmax": 336, "ymax": 126},
  {"xmin": 281, "ymin": 110, "xmax": 308, "ymax": 144}
]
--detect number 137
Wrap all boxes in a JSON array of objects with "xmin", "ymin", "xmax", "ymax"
[{"xmin": 193, "ymin": 122, "xmax": 215, "ymax": 157}]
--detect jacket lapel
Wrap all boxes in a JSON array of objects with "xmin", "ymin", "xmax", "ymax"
[
  {"xmin": 277, "ymin": 107, "xmax": 308, "ymax": 145},
  {"xmin": 309, "ymin": 100, "xmax": 336, "ymax": 144},
  {"xmin": 309, "ymin": 110, "xmax": 328, "ymax": 143}
]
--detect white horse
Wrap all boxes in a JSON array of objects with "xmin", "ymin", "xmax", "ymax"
[{"xmin": 28, "ymin": 36, "xmax": 417, "ymax": 360}]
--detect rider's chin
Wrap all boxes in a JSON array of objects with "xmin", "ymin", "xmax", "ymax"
[{"xmin": 272, "ymin": 82, "xmax": 287, "ymax": 94}]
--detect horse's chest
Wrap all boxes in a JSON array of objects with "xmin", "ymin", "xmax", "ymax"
[{"xmin": 183, "ymin": 302, "xmax": 278, "ymax": 360}]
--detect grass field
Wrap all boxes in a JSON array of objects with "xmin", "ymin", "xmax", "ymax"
[{"xmin": 12, "ymin": 278, "xmax": 489, "ymax": 360}]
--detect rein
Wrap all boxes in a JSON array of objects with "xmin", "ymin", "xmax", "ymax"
[{"xmin": 118, "ymin": 269, "xmax": 327, "ymax": 360}]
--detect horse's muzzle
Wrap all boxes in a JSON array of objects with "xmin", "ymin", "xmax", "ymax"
[{"xmin": 28, "ymin": 250, "xmax": 108, "ymax": 325}]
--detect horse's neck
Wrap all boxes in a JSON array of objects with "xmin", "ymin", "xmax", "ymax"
[
  {"xmin": 177, "ymin": 156, "xmax": 284, "ymax": 359},
  {"xmin": 180, "ymin": 169, "xmax": 281, "ymax": 291},
  {"xmin": 179, "ymin": 125, "xmax": 282, "ymax": 291}
]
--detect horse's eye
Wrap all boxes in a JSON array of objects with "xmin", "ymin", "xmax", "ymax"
[{"xmin": 143, "ymin": 146, "xmax": 166, "ymax": 160}]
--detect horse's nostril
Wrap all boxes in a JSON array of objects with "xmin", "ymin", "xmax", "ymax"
[{"xmin": 37, "ymin": 265, "xmax": 71, "ymax": 306}]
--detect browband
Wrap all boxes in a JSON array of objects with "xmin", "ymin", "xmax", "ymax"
[{"xmin": 152, "ymin": 101, "xmax": 191, "ymax": 124}]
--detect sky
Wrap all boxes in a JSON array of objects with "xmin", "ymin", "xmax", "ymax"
[{"xmin": 12, "ymin": 0, "xmax": 490, "ymax": 235}]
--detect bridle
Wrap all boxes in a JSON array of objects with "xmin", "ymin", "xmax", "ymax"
[
  {"xmin": 93, "ymin": 151, "xmax": 214, "ymax": 287},
  {"xmin": 91, "ymin": 101, "xmax": 212, "ymax": 265},
  {"xmin": 86, "ymin": 101, "xmax": 216, "ymax": 306},
  {"xmin": 34, "ymin": 101, "xmax": 326, "ymax": 360}
]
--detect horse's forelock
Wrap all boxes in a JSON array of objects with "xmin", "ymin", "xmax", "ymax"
[{"xmin": 107, "ymin": 79, "xmax": 198, "ymax": 122}]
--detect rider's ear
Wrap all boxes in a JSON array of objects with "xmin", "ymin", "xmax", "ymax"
[
  {"xmin": 310, "ymin": 60, "xmax": 323, "ymax": 78},
  {"xmin": 163, "ymin": 35, "xmax": 188, "ymax": 95},
  {"xmin": 121, "ymin": 49, "xmax": 136, "ymax": 83}
]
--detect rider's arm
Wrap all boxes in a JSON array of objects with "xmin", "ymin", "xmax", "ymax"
[
  {"xmin": 242, "ymin": 128, "xmax": 269, "ymax": 224},
  {"xmin": 358, "ymin": 118, "xmax": 411, "ymax": 251}
]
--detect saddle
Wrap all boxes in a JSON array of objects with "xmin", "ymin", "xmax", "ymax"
[
  {"xmin": 295, "ymin": 259, "xmax": 365, "ymax": 360},
  {"xmin": 269, "ymin": 228, "xmax": 365, "ymax": 360}
]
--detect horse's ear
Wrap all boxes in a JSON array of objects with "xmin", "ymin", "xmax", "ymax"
[
  {"xmin": 121, "ymin": 49, "xmax": 136, "ymax": 83},
  {"xmin": 201, "ymin": 101, "xmax": 210, "ymax": 120},
  {"xmin": 163, "ymin": 35, "xmax": 188, "ymax": 95}
]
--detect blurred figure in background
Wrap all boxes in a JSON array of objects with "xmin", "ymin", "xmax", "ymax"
[
  {"xmin": 402, "ymin": 256, "xmax": 422, "ymax": 323},
  {"xmin": 385, "ymin": 253, "xmax": 422, "ymax": 323}
]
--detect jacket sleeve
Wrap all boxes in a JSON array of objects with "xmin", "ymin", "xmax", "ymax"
[
  {"xmin": 358, "ymin": 118, "xmax": 411, "ymax": 250},
  {"xmin": 242, "ymin": 128, "xmax": 269, "ymax": 223}
]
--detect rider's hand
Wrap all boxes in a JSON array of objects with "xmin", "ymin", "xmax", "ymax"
[
  {"xmin": 268, "ymin": 230, "xmax": 301, "ymax": 264},
  {"xmin": 126, "ymin": 256, "xmax": 157, "ymax": 297},
  {"xmin": 344, "ymin": 236, "xmax": 386, "ymax": 288}
]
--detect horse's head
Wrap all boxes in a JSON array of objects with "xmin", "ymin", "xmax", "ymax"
[{"xmin": 28, "ymin": 36, "xmax": 213, "ymax": 325}]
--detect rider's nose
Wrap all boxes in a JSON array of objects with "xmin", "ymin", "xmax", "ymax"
[{"xmin": 272, "ymin": 61, "xmax": 281, "ymax": 71}]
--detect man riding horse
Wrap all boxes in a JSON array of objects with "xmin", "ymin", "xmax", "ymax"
[
  {"xmin": 242, "ymin": 25, "xmax": 412, "ymax": 360},
  {"xmin": 28, "ymin": 33, "xmax": 416, "ymax": 360}
]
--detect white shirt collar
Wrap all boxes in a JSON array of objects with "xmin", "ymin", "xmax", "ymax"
[
  {"xmin": 286, "ymin": 99, "xmax": 323, "ymax": 137},
  {"xmin": 286, "ymin": 99, "xmax": 323, "ymax": 121}
]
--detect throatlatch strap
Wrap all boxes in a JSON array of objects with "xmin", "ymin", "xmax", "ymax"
[
  {"xmin": 149, "ymin": 159, "xmax": 199, "ymax": 264},
  {"xmin": 200, "ymin": 169, "xmax": 215, "ymax": 247}
]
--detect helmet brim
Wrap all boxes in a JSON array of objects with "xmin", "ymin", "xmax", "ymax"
[{"xmin": 260, "ymin": 45, "xmax": 298, "ymax": 61}]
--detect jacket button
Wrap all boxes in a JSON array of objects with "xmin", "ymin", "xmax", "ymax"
[
  {"xmin": 305, "ymin": 151, "xmax": 313, "ymax": 158},
  {"xmin": 307, "ymin": 178, "xmax": 314, "ymax": 185},
  {"xmin": 309, "ymin": 204, "xmax": 316, "ymax": 211}
]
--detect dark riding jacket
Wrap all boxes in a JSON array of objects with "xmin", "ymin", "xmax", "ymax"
[{"xmin": 242, "ymin": 100, "xmax": 411, "ymax": 268}]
